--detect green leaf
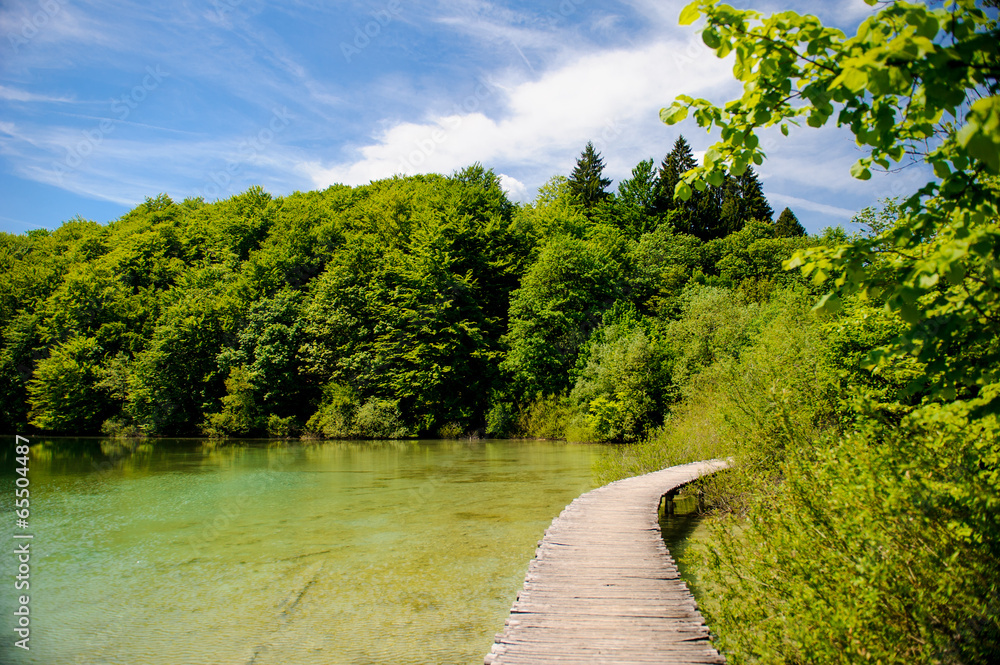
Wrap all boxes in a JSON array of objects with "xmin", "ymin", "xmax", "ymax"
[
  {"xmin": 679, "ymin": 2, "xmax": 702, "ymax": 26},
  {"xmin": 832, "ymin": 67, "xmax": 868, "ymax": 93},
  {"xmin": 850, "ymin": 160, "xmax": 872, "ymax": 180},
  {"xmin": 932, "ymin": 160, "xmax": 951, "ymax": 179},
  {"xmin": 660, "ymin": 105, "xmax": 689, "ymax": 125},
  {"xmin": 812, "ymin": 292, "xmax": 842, "ymax": 315},
  {"xmin": 898, "ymin": 300, "xmax": 921, "ymax": 324},
  {"xmin": 957, "ymin": 96, "xmax": 1000, "ymax": 173}
]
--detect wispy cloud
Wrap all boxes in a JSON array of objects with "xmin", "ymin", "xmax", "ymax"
[
  {"xmin": 0, "ymin": 85, "xmax": 75, "ymax": 103},
  {"xmin": 304, "ymin": 37, "xmax": 736, "ymax": 190},
  {"xmin": 767, "ymin": 193, "xmax": 856, "ymax": 221},
  {"xmin": 0, "ymin": 0, "xmax": 920, "ymax": 232}
]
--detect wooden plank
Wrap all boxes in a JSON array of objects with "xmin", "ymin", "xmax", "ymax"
[{"xmin": 485, "ymin": 459, "xmax": 728, "ymax": 665}]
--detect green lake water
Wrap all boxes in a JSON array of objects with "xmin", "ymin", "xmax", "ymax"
[
  {"xmin": 0, "ymin": 438, "xmax": 609, "ymax": 665},
  {"xmin": 658, "ymin": 491, "xmax": 711, "ymax": 605}
]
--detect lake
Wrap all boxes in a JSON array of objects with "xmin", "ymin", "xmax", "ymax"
[{"xmin": 0, "ymin": 437, "xmax": 610, "ymax": 665}]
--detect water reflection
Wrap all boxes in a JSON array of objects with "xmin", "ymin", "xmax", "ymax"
[
  {"xmin": 0, "ymin": 437, "xmax": 606, "ymax": 665},
  {"xmin": 659, "ymin": 489, "xmax": 706, "ymax": 595}
]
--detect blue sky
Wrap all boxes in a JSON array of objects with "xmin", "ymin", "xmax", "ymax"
[{"xmin": 1, "ymin": 0, "xmax": 930, "ymax": 235}]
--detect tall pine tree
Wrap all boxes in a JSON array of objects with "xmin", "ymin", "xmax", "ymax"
[
  {"xmin": 567, "ymin": 141, "xmax": 612, "ymax": 210},
  {"xmin": 615, "ymin": 158, "xmax": 661, "ymax": 237},
  {"xmin": 774, "ymin": 207, "xmax": 806, "ymax": 237},
  {"xmin": 719, "ymin": 166, "xmax": 773, "ymax": 236},
  {"xmin": 656, "ymin": 135, "xmax": 723, "ymax": 240},
  {"xmin": 655, "ymin": 135, "xmax": 697, "ymax": 215}
]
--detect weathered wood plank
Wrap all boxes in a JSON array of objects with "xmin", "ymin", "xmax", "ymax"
[{"xmin": 485, "ymin": 459, "xmax": 728, "ymax": 665}]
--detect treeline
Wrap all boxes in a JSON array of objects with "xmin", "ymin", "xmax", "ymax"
[{"xmin": 0, "ymin": 137, "xmax": 810, "ymax": 439}]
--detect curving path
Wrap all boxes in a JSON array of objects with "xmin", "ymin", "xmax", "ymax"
[{"xmin": 485, "ymin": 459, "xmax": 729, "ymax": 665}]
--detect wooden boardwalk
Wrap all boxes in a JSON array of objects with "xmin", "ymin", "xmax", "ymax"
[{"xmin": 485, "ymin": 460, "xmax": 729, "ymax": 665}]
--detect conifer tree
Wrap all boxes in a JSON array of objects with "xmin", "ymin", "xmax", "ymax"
[
  {"xmin": 720, "ymin": 166, "xmax": 773, "ymax": 236},
  {"xmin": 655, "ymin": 135, "xmax": 697, "ymax": 215},
  {"xmin": 567, "ymin": 141, "xmax": 612, "ymax": 210},
  {"xmin": 615, "ymin": 158, "xmax": 661, "ymax": 237},
  {"xmin": 774, "ymin": 207, "xmax": 806, "ymax": 237},
  {"xmin": 656, "ymin": 135, "xmax": 731, "ymax": 240}
]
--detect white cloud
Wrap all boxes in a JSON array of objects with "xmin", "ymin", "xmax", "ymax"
[
  {"xmin": 498, "ymin": 173, "xmax": 527, "ymax": 200},
  {"xmin": 767, "ymin": 193, "xmax": 856, "ymax": 221},
  {"xmin": 303, "ymin": 37, "xmax": 736, "ymax": 189},
  {"xmin": 0, "ymin": 86, "xmax": 74, "ymax": 103},
  {"xmin": 824, "ymin": 0, "xmax": 878, "ymax": 26}
]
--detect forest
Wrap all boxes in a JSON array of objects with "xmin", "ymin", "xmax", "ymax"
[
  {"xmin": 0, "ymin": 136, "xmax": 808, "ymax": 441},
  {"xmin": 3, "ymin": 0, "xmax": 998, "ymax": 661}
]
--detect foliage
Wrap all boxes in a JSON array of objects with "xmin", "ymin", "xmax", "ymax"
[
  {"xmin": 517, "ymin": 392, "xmax": 572, "ymax": 440},
  {"xmin": 27, "ymin": 336, "xmax": 110, "ymax": 433},
  {"xmin": 567, "ymin": 141, "xmax": 612, "ymax": 210},
  {"xmin": 502, "ymin": 235, "xmax": 624, "ymax": 401},
  {"xmin": 655, "ymin": 135, "xmax": 773, "ymax": 240},
  {"xmin": 651, "ymin": 1, "xmax": 1000, "ymax": 662},
  {"xmin": 484, "ymin": 391, "xmax": 517, "ymax": 438},
  {"xmin": 510, "ymin": 176, "xmax": 589, "ymax": 244},
  {"xmin": 569, "ymin": 314, "xmax": 675, "ymax": 442},
  {"xmin": 774, "ymin": 206, "xmax": 805, "ymax": 237},
  {"xmin": 627, "ymin": 224, "xmax": 703, "ymax": 316},
  {"xmin": 3, "ymin": 129, "xmax": 779, "ymax": 441},
  {"xmin": 697, "ymin": 407, "xmax": 1000, "ymax": 664},
  {"xmin": 719, "ymin": 167, "xmax": 772, "ymax": 235},
  {"xmin": 614, "ymin": 158, "xmax": 664, "ymax": 238},
  {"xmin": 664, "ymin": 0, "xmax": 1000, "ymax": 413},
  {"xmin": 201, "ymin": 366, "xmax": 260, "ymax": 437},
  {"xmin": 656, "ymin": 135, "xmax": 719, "ymax": 238}
]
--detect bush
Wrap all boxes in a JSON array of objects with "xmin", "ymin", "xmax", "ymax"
[
  {"xmin": 306, "ymin": 382, "xmax": 360, "ymax": 438},
  {"xmin": 306, "ymin": 383, "xmax": 408, "ymax": 439},
  {"xmin": 200, "ymin": 366, "xmax": 261, "ymax": 437},
  {"xmin": 696, "ymin": 405, "xmax": 1000, "ymax": 664},
  {"xmin": 437, "ymin": 421, "xmax": 464, "ymax": 439},
  {"xmin": 266, "ymin": 414, "xmax": 297, "ymax": 438},
  {"xmin": 484, "ymin": 397, "xmax": 516, "ymax": 438},
  {"xmin": 518, "ymin": 393, "xmax": 571, "ymax": 439},
  {"xmin": 570, "ymin": 325, "xmax": 671, "ymax": 442},
  {"xmin": 355, "ymin": 398, "xmax": 407, "ymax": 439}
]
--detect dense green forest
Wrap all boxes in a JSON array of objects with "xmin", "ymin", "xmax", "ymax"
[
  {"xmin": 3, "ymin": 0, "xmax": 998, "ymax": 661},
  {"xmin": 0, "ymin": 137, "xmax": 808, "ymax": 440}
]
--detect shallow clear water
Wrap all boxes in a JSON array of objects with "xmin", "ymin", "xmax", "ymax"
[
  {"xmin": 658, "ymin": 491, "xmax": 708, "ymax": 595},
  {"xmin": 0, "ymin": 438, "xmax": 607, "ymax": 665}
]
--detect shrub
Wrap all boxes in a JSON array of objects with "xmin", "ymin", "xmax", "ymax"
[
  {"xmin": 696, "ymin": 405, "xmax": 1000, "ymax": 664},
  {"xmin": 266, "ymin": 414, "xmax": 297, "ymax": 438},
  {"xmin": 305, "ymin": 382, "xmax": 360, "ymax": 438},
  {"xmin": 518, "ymin": 393, "xmax": 571, "ymax": 439},
  {"xmin": 355, "ymin": 398, "xmax": 407, "ymax": 439},
  {"xmin": 484, "ymin": 398, "xmax": 516, "ymax": 438}
]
